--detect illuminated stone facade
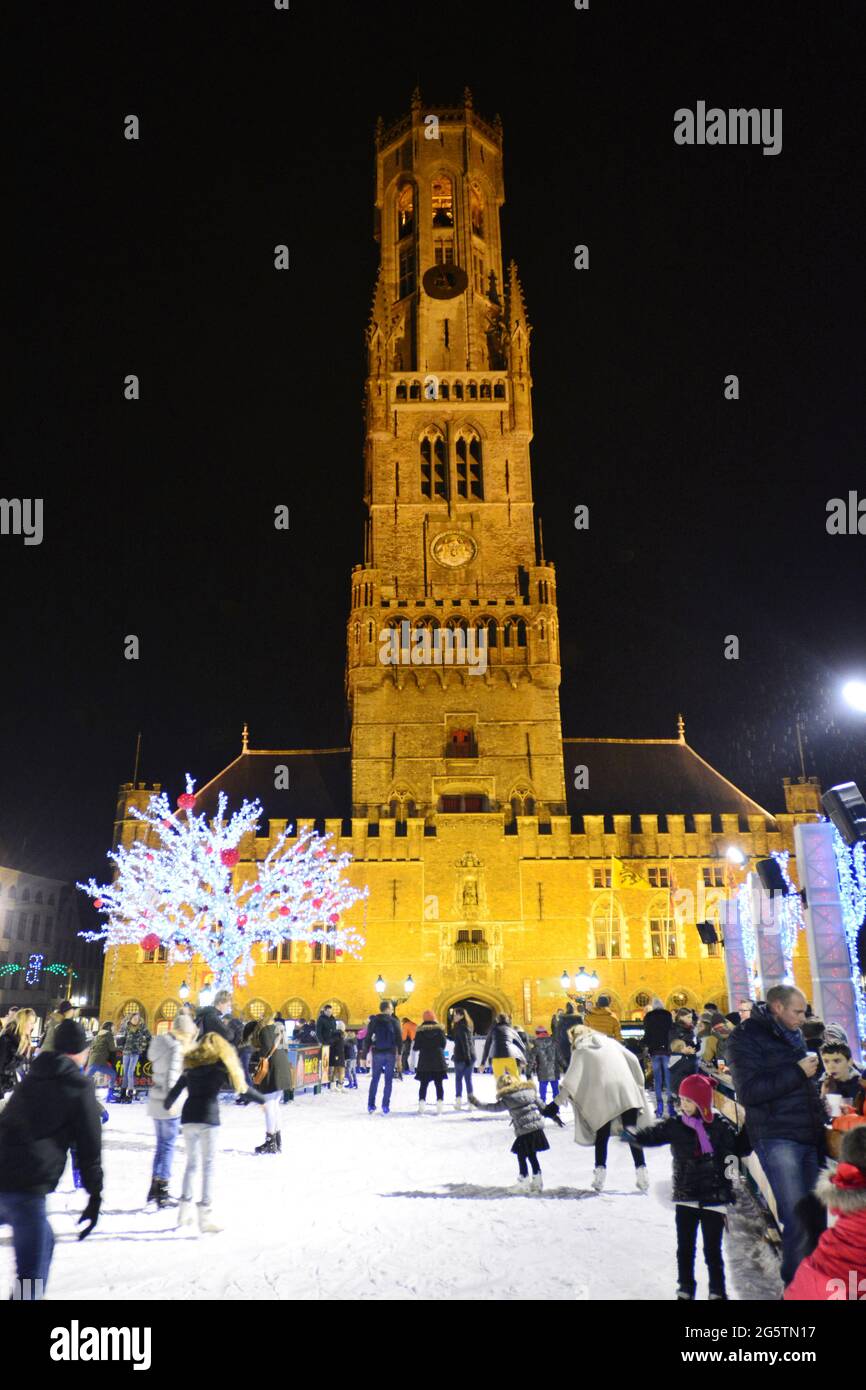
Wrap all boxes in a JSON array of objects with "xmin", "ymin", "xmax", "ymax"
[{"xmin": 101, "ymin": 96, "xmax": 821, "ymax": 1033}]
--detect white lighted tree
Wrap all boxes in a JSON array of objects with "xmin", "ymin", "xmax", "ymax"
[{"xmin": 77, "ymin": 777, "xmax": 367, "ymax": 990}]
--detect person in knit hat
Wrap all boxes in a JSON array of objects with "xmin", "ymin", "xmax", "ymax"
[
  {"xmin": 624, "ymin": 1072, "xmax": 751, "ymax": 1300},
  {"xmin": 0, "ymin": 1018, "xmax": 103, "ymax": 1299},
  {"xmin": 468, "ymin": 1069, "xmax": 562, "ymax": 1193},
  {"xmin": 822, "ymin": 1022, "xmax": 850, "ymax": 1048},
  {"xmin": 413, "ymin": 1010, "xmax": 448, "ymax": 1113},
  {"xmin": 784, "ymin": 1125, "xmax": 866, "ymax": 1300}
]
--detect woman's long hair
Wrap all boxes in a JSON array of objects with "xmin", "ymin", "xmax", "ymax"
[
  {"xmin": 13, "ymin": 1009, "xmax": 36, "ymax": 1055},
  {"xmin": 184, "ymin": 1031, "xmax": 246, "ymax": 1093},
  {"xmin": 453, "ymin": 1007, "xmax": 474, "ymax": 1033}
]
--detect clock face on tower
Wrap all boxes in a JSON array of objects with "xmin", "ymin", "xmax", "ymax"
[{"xmin": 422, "ymin": 263, "xmax": 469, "ymax": 299}]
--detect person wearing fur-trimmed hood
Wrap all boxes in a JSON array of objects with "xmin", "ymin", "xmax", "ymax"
[
  {"xmin": 164, "ymin": 1031, "xmax": 265, "ymax": 1233},
  {"xmin": 553, "ymin": 1024, "xmax": 654, "ymax": 1193},
  {"xmin": 469, "ymin": 1070, "xmax": 562, "ymax": 1193},
  {"xmin": 145, "ymin": 1014, "xmax": 197, "ymax": 1208},
  {"xmin": 784, "ymin": 1125, "xmax": 866, "ymax": 1301}
]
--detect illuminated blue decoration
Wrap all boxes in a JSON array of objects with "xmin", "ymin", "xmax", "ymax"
[
  {"xmin": 26, "ymin": 952, "xmax": 44, "ymax": 985},
  {"xmin": 830, "ymin": 829, "xmax": 866, "ymax": 1045},
  {"xmin": 769, "ymin": 849, "xmax": 805, "ymax": 985}
]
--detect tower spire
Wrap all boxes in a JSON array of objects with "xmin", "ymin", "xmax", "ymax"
[
  {"xmin": 677, "ymin": 713, "xmax": 685, "ymax": 742},
  {"xmin": 242, "ymin": 722, "xmax": 249, "ymax": 753}
]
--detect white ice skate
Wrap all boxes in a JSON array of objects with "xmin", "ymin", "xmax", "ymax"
[
  {"xmin": 197, "ymin": 1204, "xmax": 223, "ymax": 1234},
  {"xmin": 529, "ymin": 1173, "xmax": 543, "ymax": 1194},
  {"xmin": 435, "ymin": 1100, "xmax": 443, "ymax": 1115},
  {"xmin": 635, "ymin": 1167, "xmax": 650, "ymax": 1193},
  {"xmin": 176, "ymin": 1198, "xmax": 195, "ymax": 1229},
  {"xmin": 591, "ymin": 1166, "xmax": 606, "ymax": 1192},
  {"xmin": 454, "ymin": 1097, "xmax": 464, "ymax": 1110},
  {"xmin": 507, "ymin": 1175, "xmax": 529, "ymax": 1194},
  {"xmin": 417, "ymin": 1100, "xmax": 426, "ymax": 1114}
]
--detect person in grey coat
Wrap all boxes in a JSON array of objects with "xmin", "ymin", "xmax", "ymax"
[
  {"xmin": 468, "ymin": 1072, "xmax": 561, "ymax": 1193},
  {"xmin": 528, "ymin": 1027, "xmax": 560, "ymax": 1102}
]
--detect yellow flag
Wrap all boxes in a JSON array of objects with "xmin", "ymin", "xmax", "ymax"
[{"xmin": 612, "ymin": 857, "xmax": 653, "ymax": 890}]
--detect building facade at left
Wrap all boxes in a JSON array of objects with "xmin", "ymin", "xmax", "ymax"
[{"xmin": 0, "ymin": 863, "xmax": 103, "ymax": 1023}]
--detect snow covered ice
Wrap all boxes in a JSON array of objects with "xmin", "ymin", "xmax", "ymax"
[{"xmin": 16, "ymin": 1075, "xmax": 781, "ymax": 1302}]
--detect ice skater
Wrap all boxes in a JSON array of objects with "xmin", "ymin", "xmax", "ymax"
[
  {"xmin": 468, "ymin": 1071, "xmax": 561, "ymax": 1193},
  {"xmin": 145, "ymin": 1013, "xmax": 197, "ymax": 1206},
  {"xmin": 553, "ymin": 1023, "xmax": 653, "ymax": 1192},
  {"xmin": 623, "ymin": 1073, "xmax": 751, "ymax": 1300},
  {"xmin": 164, "ymin": 1031, "xmax": 265, "ymax": 1231}
]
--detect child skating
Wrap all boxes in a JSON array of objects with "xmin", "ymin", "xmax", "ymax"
[
  {"xmin": 468, "ymin": 1071, "xmax": 562, "ymax": 1193},
  {"xmin": 623, "ymin": 1073, "xmax": 751, "ymax": 1300}
]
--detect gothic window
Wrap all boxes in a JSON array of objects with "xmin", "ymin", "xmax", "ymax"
[
  {"xmin": 353, "ymin": 622, "xmax": 360, "ymax": 647},
  {"xmin": 516, "ymin": 619, "xmax": 527, "ymax": 647},
  {"xmin": 467, "ymin": 380, "xmax": 478, "ymax": 400},
  {"xmin": 480, "ymin": 380, "xmax": 491, "ymax": 400},
  {"xmin": 453, "ymin": 381, "xmax": 464, "ymax": 400},
  {"xmin": 434, "ymin": 240, "xmax": 455, "ymax": 265},
  {"xmin": 455, "ymin": 431, "xmax": 483, "ymax": 499},
  {"xmin": 396, "ymin": 381, "xmax": 407, "ymax": 401},
  {"xmin": 244, "ymin": 999, "xmax": 270, "ymax": 1022},
  {"xmin": 470, "ymin": 182, "xmax": 484, "ymax": 239},
  {"xmin": 420, "ymin": 430, "xmax": 448, "ymax": 499},
  {"xmin": 398, "ymin": 245, "xmax": 416, "ymax": 299},
  {"xmin": 650, "ymin": 913, "xmax": 678, "ymax": 959},
  {"xmin": 396, "ymin": 182, "xmax": 415, "ymax": 239},
  {"xmin": 281, "ymin": 997, "xmax": 311, "ymax": 1021},
  {"xmin": 431, "ymin": 175, "xmax": 454, "ymax": 227},
  {"xmin": 118, "ymin": 998, "xmax": 148, "ymax": 1027},
  {"xmin": 493, "ymin": 382, "xmax": 505, "ymax": 400},
  {"xmin": 486, "ymin": 618, "xmax": 498, "ymax": 647}
]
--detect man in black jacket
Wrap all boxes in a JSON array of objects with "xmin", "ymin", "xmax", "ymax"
[
  {"xmin": 0, "ymin": 1019, "xmax": 102, "ymax": 1300},
  {"xmin": 195, "ymin": 990, "xmax": 234, "ymax": 1041},
  {"xmin": 726, "ymin": 985, "xmax": 827, "ymax": 1287},
  {"xmin": 364, "ymin": 1001, "xmax": 401, "ymax": 1114},
  {"xmin": 643, "ymin": 998, "xmax": 674, "ymax": 1118},
  {"xmin": 553, "ymin": 1003, "xmax": 582, "ymax": 1071}
]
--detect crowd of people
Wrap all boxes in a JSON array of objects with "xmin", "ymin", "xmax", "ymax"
[{"xmin": 0, "ymin": 982, "xmax": 864, "ymax": 1302}]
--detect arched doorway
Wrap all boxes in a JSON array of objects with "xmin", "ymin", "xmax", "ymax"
[{"xmin": 447, "ymin": 996, "xmax": 495, "ymax": 1035}]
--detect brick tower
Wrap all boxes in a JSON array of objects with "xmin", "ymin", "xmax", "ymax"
[{"xmin": 347, "ymin": 89, "xmax": 567, "ymax": 824}]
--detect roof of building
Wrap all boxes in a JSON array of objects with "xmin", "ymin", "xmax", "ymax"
[
  {"xmin": 192, "ymin": 730, "xmax": 774, "ymax": 830},
  {"xmin": 563, "ymin": 737, "xmax": 775, "ymax": 822},
  {"xmin": 194, "ymin": 749, "xmax": 351, "ymax": 828}
]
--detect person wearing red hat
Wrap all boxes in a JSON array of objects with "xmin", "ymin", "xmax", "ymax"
[
  {"xmin": 784, "ymin": 1125, "xmax": 866, "ymax": 1300},
  {"xmin": 623, "ymin": 1072, "xmax": 751, "ymax": 1300}
]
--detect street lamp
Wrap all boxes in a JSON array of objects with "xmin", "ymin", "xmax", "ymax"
[
  {"xmin": 725, "ymin": 845, "xmax": 747, "ymax": 866},
  {"xmin": 374, "ymin": 975, "xmax": 386, "ymax": 995},
  {"xmin": 842, "ymin": 679, "xmax": 866, "ymax": 714},
  {"xmin": 199, "ymin": 984, "xmax": 215, "ymax": 1008},
  {"xmin": 373, "ymin": 974, "xmax": 415, "ymax": 1009},
  {"xmin": 178, "ymin": 980, "xmax": 190, "ymax": 1001},
  {"xmin": 561, "ymin": 966, "xmax": 599, "ymax": 1009}
]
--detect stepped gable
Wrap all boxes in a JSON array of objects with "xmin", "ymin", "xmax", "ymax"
[{"xmin": 563, "ymin": 736, "xmax": 775, "ymax": 821}]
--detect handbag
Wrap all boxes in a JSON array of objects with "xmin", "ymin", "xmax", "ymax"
[{"xmin": 252, "ymin": 1046, "xmax": 276, "ymax": 1087}]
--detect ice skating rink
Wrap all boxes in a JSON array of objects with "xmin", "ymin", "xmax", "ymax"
[{"xmin": 12, "ymin": 1075, "xmax": 783, "ymax": 1301}]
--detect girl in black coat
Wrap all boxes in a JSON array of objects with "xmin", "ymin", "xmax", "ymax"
[
  {"xmin": 164, "ymin": 1031, "xmax": 264, "ymax": 1231},
  {"xmin": 414, "ymin": 1011, "xmax": 448, "ymax": 1112},
  {"xmin": 624, "ymin": 1073, "xmax": 751, "ymax": 1300},
  {"xmin": 248, "ymin": 1021, "xmax": 293, "ymax": 1154}
]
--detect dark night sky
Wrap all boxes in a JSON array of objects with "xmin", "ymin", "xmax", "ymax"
[{"xmin": 4, "ymin": 0, "xmax": 865, "ymax": 884}]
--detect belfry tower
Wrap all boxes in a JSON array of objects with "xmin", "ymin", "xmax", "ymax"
[{"xmin": 346, "ymin": 90, "xmax": 567, "ymax": 823}]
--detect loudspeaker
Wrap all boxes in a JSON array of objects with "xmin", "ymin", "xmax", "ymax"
[
  {"xmin": 821, "ymin": 781, "xmax": 866, "ymax": 847},
  {"xmin": 756, "ymin": 857, "xmax": 788, "ymax": 895},
  {"xmin": 696, "ymin": 920, "xmax": 718, "ymax": 946}
]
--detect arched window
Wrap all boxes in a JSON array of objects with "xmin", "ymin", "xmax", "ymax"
[
  {"xmin": 34, "ymin": 890, "xmax": 43, "ymax": 904},
  {"xmin": 395, "ymin": 381, "xmax": 407, "ymax": 401},
  {"xmin": 486, "ymin": 618, "xmax": 498, "ymax": 648},
  {"xmin": 244, "ymin": 999, "xmax": 270, "ymax": 1022},
  {"xmin": 21, "ymin": 888, "xmax": 30, "ymax": 903},
  {"xmin": 431, "ymin": 175, "xmax": 454, "ymax": 227},
  {"xmin": 453, "ymin": 381, "xmax": 464, "ymax": 400},
  {"xmin": 281, "ymin": 997, "xmax": 311, "ymax": 1022},
  {"xmin": 154, "ymin": 999, "xmax": 179, "ymax": 1035},
  {"xmin": 396, "ymin": 181, "xmax": 415, "ymax": 239},
  {"xmin": 455, "ymin": 430, "xmax": 483, "ymax": 499},
  {"xmin": 649, "ymin": 900, "xmax": 678, "ymax": 959},
  {"xmin": 470, "ymin": 181, "xmax": 484, "ymax": 239},
  {"xmin": 592, "ymin": 905, "xmax": 622, "ymax": 959},
  {"xmin": 320, "ymin": 999, "xmax": 349, "ymax": 1021},
  {"xmin": 493, "ymin": 381, "xmax": 505, "ymax": 400},
  {"xmin": 420, "ymin": 429, "xmax": 448, "ymax": 498},
  {"xmin": 516, "ymin": 619, "xmax": 527, "ymax": 648},
  {"xmin": 480, "ymin": 380, "xmax": 491, "ymax": 400},
  {"xmin": 467, "ymin": 380, "xmax": 478, "ymax": 400}
]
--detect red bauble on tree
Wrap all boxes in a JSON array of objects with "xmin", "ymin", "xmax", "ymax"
[
  {"xmin": 312, "ymin": 898, "xmax": 323, "ymax": 910},
  {"xmin": 279, "ymin": 905, "xmax": 290, "ymax": 916},
  {"xmin": 140, "ymin": 932, "xmax": 160, "ymax": 952},
  {"xmin": 220, "ymin": 848, "xmax": 240, "ymax": 868},
  {"xmin": 178, "ymin": 793, "xmax": 196, "ymax": 811}
]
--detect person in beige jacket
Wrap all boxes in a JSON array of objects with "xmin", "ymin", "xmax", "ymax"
[
  {"xmin": 554, "ymin": 1024, "xmax": 654, "ymax": 1193},
  {"xmin": 583, "ymin": 995, "xmax": 622, "ymax": 1041}
]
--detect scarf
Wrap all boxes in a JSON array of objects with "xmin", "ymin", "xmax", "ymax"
[{"xmin": 682, "ymin": 1113, "xmax": 714, "ymax": 1155}]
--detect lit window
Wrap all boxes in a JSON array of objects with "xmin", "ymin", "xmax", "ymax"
[
  {"xmin": 396, "ymin": 182, "xmax": 414, "ymax": 239},
  {"xmin": 432, "ymin": 176, "xmax": 454, "ymax": 227},
  {"xmin": 592, "ymin": 867, "xmax": 612, "ymax": 889}
]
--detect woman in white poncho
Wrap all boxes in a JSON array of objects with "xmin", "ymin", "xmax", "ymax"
[{"xmin": 555, "ymin": 1024, "xmax": 654, "ymax": 1193}]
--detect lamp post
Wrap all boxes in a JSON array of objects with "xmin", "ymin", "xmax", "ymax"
[
  {"xmin": 373, "ymin": 974, "xmax": 416, "ymax": 1011},
  {"xmin": 560, "ymin": 966, "xmax": 599, "ymax": 1012}
]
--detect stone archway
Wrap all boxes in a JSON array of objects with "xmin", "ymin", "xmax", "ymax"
[{"xmin": 434, "ymin": 983, "xmax": 513, "ymax": 1037}]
